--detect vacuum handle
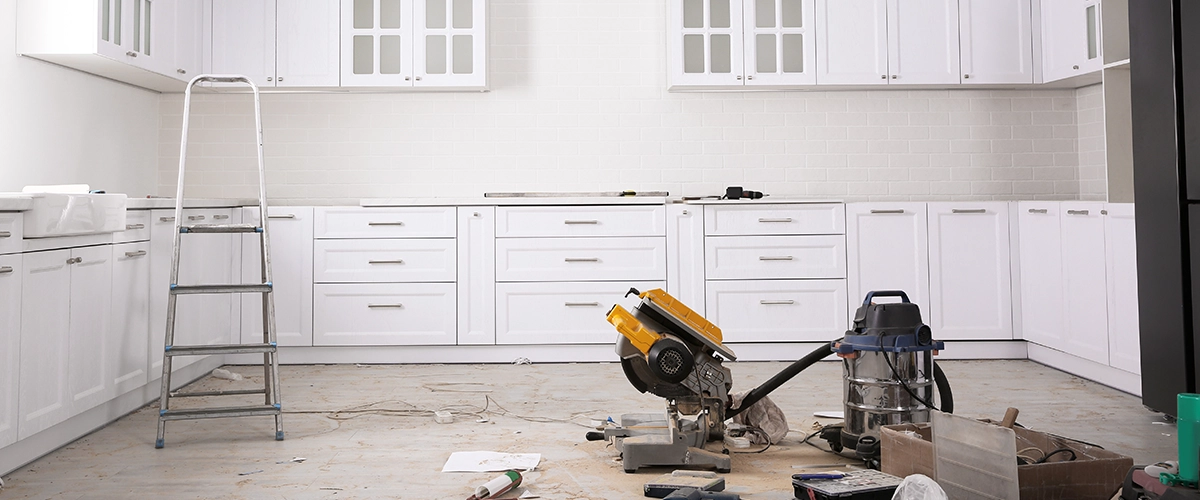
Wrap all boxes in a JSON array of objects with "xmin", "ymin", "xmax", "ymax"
[{"xmin": 862, "ymin": 290, "xmax": 911, "ymax": 306}]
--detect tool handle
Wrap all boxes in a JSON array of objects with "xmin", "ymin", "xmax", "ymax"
[
  {"xmin": 585, "ymin": 431, "xmax": 606, "ymax": 441},
  {"xmin": 862, "ymin": 290, "xmax": 911, "ymax": 306},
  {"xmin": 1000, "ymin": 407, "xmax": 1020, "ymax": 428}
]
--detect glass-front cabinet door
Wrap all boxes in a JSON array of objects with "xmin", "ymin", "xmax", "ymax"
[
  {"xmin": 342, "ymin": 0, "xmax": 413, "ymax": 86},
  {"xmin": 670, "ymin": 0, "xmax": 744, "ymax": 87},
  {"xmin": 413, "ymin": 0, "xmax": 486, "ymax": 87},
  {"xmin": 669, "ymin": 0, "xmax": 814, "ymax": 88},
  {"xmin": 744, "ymin": 0, "xmax": 815, "ymax": 85}
]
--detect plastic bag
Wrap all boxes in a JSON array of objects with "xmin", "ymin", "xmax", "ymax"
[{"xmin": 891, "ymin": 474, "xmax": 948, "ymax": 500}]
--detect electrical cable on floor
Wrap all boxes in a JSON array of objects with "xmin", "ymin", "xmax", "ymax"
[
  {"xmin": 283, "ymin": 395, "xmax": 602, "ymax": 428},
  {"xmin": 879, "ymin": 335, "xmax": 942, "ymax": 413},
  {"xmin": 798, "ymin": 425, "xmax": 844, "ymax": 457}
]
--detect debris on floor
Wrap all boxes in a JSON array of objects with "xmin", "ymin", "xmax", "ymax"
[
  {"xmin": 466, "ymin": 470, "xmax": 522, "ymax": 500},
  {"xmin": 210, "ymin": 368, "xmax": 243, "ymax": 381},
  {"xmin": 442, "ymin": 451, "xmax": 542, "ymax": 472},
  {"xmin": 238, "ymin": 469, "xmax": 264, "ymax": 476},
  {"xmin": 275, "ymin": 457, "xmax": 306, "ymax": 464},
  {"xmin": 512, "ymin": 357, "xmax": 532, "ymax": 365}
]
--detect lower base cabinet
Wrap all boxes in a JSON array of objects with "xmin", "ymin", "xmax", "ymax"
[
  {"xmin": 705, "ymin": 279, "xmax": 848, "ymax": 342},
  {"xmin": 0, "ymin": 254, "xmax": 22, "ymax": 449},
  {"xmin": 495, "ymin": 281, "xmax": 661, "ymax": 345},
  {"xmin": 313, "ymin": 283, "xmax": 457, "ymax": 346}
]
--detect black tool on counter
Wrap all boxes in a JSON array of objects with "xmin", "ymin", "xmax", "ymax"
[
  {"xmin": 723, "ymin": 186, "xmax": 764, "ymax": 200},
  {"xmin": 644, "ymin": 472, "xmax": 739, "ymax": 499}
]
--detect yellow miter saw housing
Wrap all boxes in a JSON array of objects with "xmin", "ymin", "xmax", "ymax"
[{"xmin": 599, "ymin": 288, "xmax": 738, "ymax": 473}]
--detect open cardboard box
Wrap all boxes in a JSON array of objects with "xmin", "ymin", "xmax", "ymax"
[{"xmin": 881, "ymin": 421, "xmax": 1132, "ymax": 500}]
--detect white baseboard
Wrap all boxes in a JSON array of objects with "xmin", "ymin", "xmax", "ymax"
[
  {"xmin": 1027, "ymin": 342, "xmax": 1142, "ymax": 396},
  {"xmin": 0, "ymin": 356, "xmax": 223, "ymax": 477}
]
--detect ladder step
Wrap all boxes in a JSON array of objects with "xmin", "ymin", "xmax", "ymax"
[
  {"xmin": 160, "ymin": 405, "xmax": 281, "ymax": 421},
  {"xmin": 166, "ymin": 343, "xmax": 277, "ymax": 356},
  {"xmin": 172, "ymin": 388, "xmax": 267, "ymax": 398},
  {"xmin": 181, "ymin": 224, "xmax": 262, "ymax": 234},
  {"xmin": 171, "ymin": 283, "xmax": 272, "ymax": 295}
]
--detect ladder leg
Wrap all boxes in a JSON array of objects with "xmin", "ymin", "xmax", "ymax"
[{"xmin": 156, "ymin": 293, "xmax": 180, "ymax": 449}]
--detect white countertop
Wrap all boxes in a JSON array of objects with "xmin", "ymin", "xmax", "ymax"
[
  {"xmin": 681, "ymin": 197, "xmax": 843, "ymax": 205},
  {"xmin": 127, "ymin": 198, "xmax": 261, "ymax": 209},
  {"xmin": 0, "ymin": 195, "xmax": 33, "ymax": 211},
  {"xmin": 361, "ymin": 196, "xmax": 672, "ymax": 207}
]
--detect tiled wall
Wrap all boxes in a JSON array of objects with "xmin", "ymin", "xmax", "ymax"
[
  {"xmin": 1076, "ymin": 84, "xmax": 1108, "ymax": 200},
  {"xmin": 157, "ymin": 0, "xmax": 1089, "ymax": 204}
]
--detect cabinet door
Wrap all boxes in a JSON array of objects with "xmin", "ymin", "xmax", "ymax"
[
  {"xmin": 815, "ymin": 0, "xmax": 888, "ymax": 85},
  {"xmin": 19, "ymin": 250, "xmax": 71, "ymax": 440},
  {"xmin": 666, "ymin": 204, "xmax": 706, "ymax": 310},
  {"xmin": 1105, "ymin": 204, "xmax": 1140, "ymax": 374},
  {"xmin": 173, "ymin": 209, "xmax": 236, "ymax": 371},
  {"xmin": 241, "ymin": 207, "xmax": 315, "ymax": 347},
  {"xmin": 342, "ymin": 0, "xmax": 414, "ymax": 86},
  {"xmin": 457, "ymin": 207, "xmax": 495, "ymax": 345},
  {"xmin": 744, "ymin": 0, "xmax": 816, "ymax": 85},
  {"xmin": 0, "ymin": 255, "xmax": 21, "ymax": 448},
  {"xmin": 1041, "ymin": 0, "xmax": 1102, "ymax": 82},
  {"xmin": 169, "ymin": 0, "xmax": 206, "ymax": 80},
  {"xmin": 927, "ymin": 203, "xmax": 1013, "ymax": 340},
  {"xmin": 670, "ymin": 0, "xmax": 745, "ymax": 86},
  {"xmin": 1061, "ymin": 202, "xmax": 1109, "ymax": 364},
  {"xmin": 211, "ymin": 0, "xmax": 276, "ymax": 86},
  {"xmin": 958, "ymin": 0, "xmax": 1033, "ymax": 84},
  {"xmin": 111, "ymin": 242, "xmax": 150, "ymax": 397},
  {"xmin": 886, "ymin": 0, "xmax": 959, "ymax": 84},
  {"xmin": 148, "ymin": 209, "xmax": 173, "ymax": 382},
  {"xmin": 845, "ymin": 203, "xmax": 929, "ymax": 318},
  {"xmin": 97, "ymin": 0, "xmax": 129, "ymax": 60},
  {"xmin": 1016, "ymin": 202, "xmax": 1064, "ymax": 347},
  {"xmin": 68, "ymin": 245, "xmax": 114, "ymax": 415},
  {"xmin": 277, "ymin": 0, "xmax": 341, "ymax": 87},
  {"xmin": 413, "ymin": 0, "xmax": 486, "ymax": 87}
]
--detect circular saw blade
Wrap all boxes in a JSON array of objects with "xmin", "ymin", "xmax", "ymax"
[{"xmin": 618, "ymin": 338, "xmax": 694, "ymax": 400}]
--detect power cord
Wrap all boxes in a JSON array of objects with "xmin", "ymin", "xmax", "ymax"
[{"xmin": 879, "ymin": 334, "xmax": 942, "ymax": 413}]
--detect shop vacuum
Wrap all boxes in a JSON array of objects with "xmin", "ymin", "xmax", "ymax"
[{"xmin": 596, "ymin": 288, "xmax": 953, "ymax": 471}]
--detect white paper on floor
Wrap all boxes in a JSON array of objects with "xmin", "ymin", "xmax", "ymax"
[{"xmin": 442, "ymin": 451, "xmax": 542, "ymax": 472}]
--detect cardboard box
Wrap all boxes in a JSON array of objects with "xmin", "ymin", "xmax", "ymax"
[{"xmin": 881, "ymin": 422, "xmax": 1133, "ymax": 500}]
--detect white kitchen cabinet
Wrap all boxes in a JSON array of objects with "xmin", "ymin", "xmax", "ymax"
[
  {"xmin": 666, "ymin": 204, "xmax": 706, "ymax": 310},
  {"xmin": 457, "ymin": 207, "xmax": 495, "ymax": 345},
  {"xmin": 0, "ymin": 254, "xmax": 21, "ymax": 449},
  {"xmin": 496, "ymin": 281, "xmax": 661, "ymax": 345},
  {"xmin": 926, "ymin": 202, "xmax": 1013, "ymax": 340},
  {"xmin": 67, "ymin": 245, "xmax": 115, "ymax": 416},
  {"xmin": 958, "ymin": 0, "xmax": 1034, "ymax": 84},
  {"xmin": 1060, "ymin": 202, "xmax": 1109, "ymax": 365},
  {"xmin": 814, "ymin": 0, "xmax": 888, "ymax": 85},
  {"xmin": 1041, "ymin": 0, "xmax": 1103, "ymax": 82},
  {"xmin": 704, "ymin": 234, "xmax": 846, "ymax": 280},
  {"xmin": 0, "ymin": 213, "xmax": 21, "ymax": 255},
  {"xmin": 341, "ymin": 0, "xmax": 487, "ymax": 89},
  {"xmin": 240, "ymin": 207, "xmax": 314, "ymax": 347},
  {"xmin": 313, "ymin": 283, "xmax": 457, "ymax": 346},
  {"xmin": 1105, "ymin": 203, "xmax": 1139, "ymax": 374},
  {"xmin": 1016, "ymin": 202, "xmax": 1065, "ymax": 347},
  {"xmin": 111, "ymin": 241, "xmax": 150, "ymax": 397},
  {"xmin": 210, "ymin": 0, "xmax": 339, "ymax": 87},
  {"xmin": 166, "ymin": 0, "xmax": 205, "ymax": 80},
  {"xmin": 669, "ymin": 0, "xmax": 816, "ymax": 88},
  {"xmin": 705, "ymin": 279, "xmax": 847, "ymax": 342},
  {"xmin": 315, "ymin": 238, "xmax": 457, "ymax": 283},
  {"xmin": 845, "ymin": 203, "xmax": 929, "ymax": 317},
  {"xmin": 495, "ymin": 237, "xmax": 667, "ymax": 283},
  {"xmin": 886, "ymin": 0, "xmax": 960, "ymax": 84}
]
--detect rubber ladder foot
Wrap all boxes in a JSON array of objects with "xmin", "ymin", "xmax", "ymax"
[
  {"xmin": 155, "ymin": 438, "xmax": 165, "ymax": 449},
  {"xmin": 276, "ymin": 431, "xmax": 285, "ymax": 441}
]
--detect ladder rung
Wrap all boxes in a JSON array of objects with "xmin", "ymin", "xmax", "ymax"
[
  {"xmin": 166, "ymin": 343, "xmax": 277, "ymax": 356},
  {"xmin": 181, "ymin": 224, "xmax": 263, "ymax": 234},
  {"xmin": 171, "ymin": 389, "xmax": 268, "ymax": 398},
  {"xmin": 160, "ymin": 405, "xmax": 281, "ymax": 421},
  {"xmin": 171, "ymin": 283, "xmax": 272, "ymax": 295}
]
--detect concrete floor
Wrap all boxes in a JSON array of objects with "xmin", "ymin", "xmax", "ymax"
[{"xmin": 0, "ymin": 360, "xmax": 1174, "ymax": 499}]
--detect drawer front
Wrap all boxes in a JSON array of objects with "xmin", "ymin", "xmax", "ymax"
[
  {"xmin": 313, "ymin": 283, "xmax": 456, "ymax": 346},
  {"xmin": 706, "ymin": 279, "xmax": 848, "ymax": 342},
  {"xmin": 495, "ymin": 205, "xmax": 666, "ymax": 237},
  {"xmin": 704, "ymin": 204, "xmax": 845, "ymax": 236},
  {"xmin": 315, "ymin": 239, "xmax": 456, "ymax": 283},
  {"xmin": 114, "ymin": 209, "xmax": 151, "ymax": 243},
  {"xmin": 496, "ymin": 237, "xmax": 666, "ymax": 282},
  {"xmin": 314, "ymin": 207, "xmax": 456, "ymax": 239},
  {"xmin": 0, "ymin": 212, "xmax": 21, "ymax": 255},
  {"xmin": 496, "ymin": 281, "xmax": 663, "ymax": 345},
  {"xmin": 705, "ymin": 235, "xmax": 847, "ymax": 279}
]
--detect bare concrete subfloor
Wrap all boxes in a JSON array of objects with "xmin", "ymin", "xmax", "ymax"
[{"xmin": 0, "ymin": 360, "xmax": 1175, "ymax": 499}]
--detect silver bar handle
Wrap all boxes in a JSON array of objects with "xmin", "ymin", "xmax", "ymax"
[
  {"xmin": 1066, "ymin": 209, "xmax": 1090, "ymax": 216},
  {"xmin": 367, "ymin": 303, "xmax": 405, "ymax": 309},
  {"xmin": 160, "ymin": 216, "xmax": 176, "ymax": 222},
  {"xmin": 1027, "ymin": 209, "xmax": 1048, "ymax": 214},
  {"xmin": 564, "ymin": 302, "xmax": 601, "ymax": 307},
  {"xmin": 0, "ymin": 266, "xmax": 12, "ymax": 274},
  {"xmin": 0, "ymin": 231, "xmax": 9, "ymax": 238},
  {"xmin": 267, "ymin": 214, "xmax": 296, "ymax": 219},
  {"xmin": 564, "ymin": 220, "xmax": 599, "ymax": 225},
  {"xmin": 758, "ymin": 218, "xmax": 793, "ymax": 223},
  {"xmin": 951, "ymin": 209, "xmax": 987, "ymax": 214},
  {"xmin": 213, "ymin": 214, "xmax": 230, "ymax": 220},
  {"xmin": 564, "ymin": 258, "xmax": 600, "ymax": 263},
  {"xmin": 368, "ymin": 221, "xmax": 405, "ymax": 226},
  {"xmin": 187, "ymin": 215, "xmax": 206, "ymax": 221},
  {"xmin": 759, "ymin": 256, "xmax": 795, "ymax": 261},
  {"xmin": 67, "ymin": 257, "xmax": 82, "ymax": 265},
  {"xmin": 870, "ymin": 209, "xmax": 905, "ymax": 214},
  {"xmin": 125, "ymin": 250, "xmax": 148, "ymax": 258},
  {"xmin": 126, "ymin": 223, "xmax": 145, "ymax": 230},
  {"xmin": 368, "ymin": 259, "xmax": 406, "ymax": 264},
  {"xmin": 760, "ymin": 300, "xmax": 795, "ymax": 305}
]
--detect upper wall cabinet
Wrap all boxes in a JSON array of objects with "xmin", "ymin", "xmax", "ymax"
[
  {"xmin": 341, "ymin": 0, "xmax": 487, "ymax": 89},
  {"xmin": 1041, "ymin": 0, "xmax": 1103, "ymax": 82},
  {"xmin": 668, "ymin": 0, "xmax": 817, "ymax": 88},
  {"xmin": 815, "ymin": 0, "xmax": 959, "ymax": 85},
  {"xmin": 16, "ymin": 0, "xmax": 198, "ymax": 92},
  {"xmin": 959, "ymin": 0, "xmax": 1034, "ymax": 84},
  {"xmin": 209, "ymin": 0, "xmax": 341, "ymax": 88}
]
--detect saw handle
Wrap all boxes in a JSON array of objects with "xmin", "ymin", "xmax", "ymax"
[{"xmin": 585, "ymin": 431, "xmax": 606, "ymax": 441}]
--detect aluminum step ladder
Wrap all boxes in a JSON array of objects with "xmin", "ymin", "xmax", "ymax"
[{"xmin": 155, "ymin": 74, "xmax": 282, "ymax": 448}]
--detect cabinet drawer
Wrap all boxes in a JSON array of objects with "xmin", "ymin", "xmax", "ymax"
[
  {"xmin": 114, "ymin": 209, "xmax": 151, "ymax": 243},
  {"xmin": 314, "ymin": 207, "xmax": 456, "ymax": 239},
  {"xmin": 705, "ymin": 235, "xmax": 847, "ymax": 279},
  {"xmin": 496, "ymin": 237, "xmax": 666, "ymax": 282},
  {"xmin": 495, "ymin": 205, "xmax": 666, "ymax": 237},
  {"xmin": 705, "ymin": 279, "xmax": 848, "ymax": 342},
  {"xmin": 496, "ymin": 281, "xmax": 663, "ymax": 345},
  {"xmin": 314, "ymin": 239, "xmax": 456, "ymax": 283},
  {"xmin": 312, "ymin": 283, "xmax": 456, "ymax": 346},
  {"xmin": 704, "ymin": 204, "xmax": 845, "ymax": 236},
  {"xmin": 0, "ymin": 212, "xmax": 21, "ymax": 255}
]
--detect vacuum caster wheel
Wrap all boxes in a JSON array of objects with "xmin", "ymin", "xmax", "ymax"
[{"xmin": 717, "ymin": 467, "xmax": 731, "ymax": 474}]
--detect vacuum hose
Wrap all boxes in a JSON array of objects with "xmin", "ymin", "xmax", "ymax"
[{"xmin": 933, "ymin": 360, "xmax": 953, "ymax": 414}]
